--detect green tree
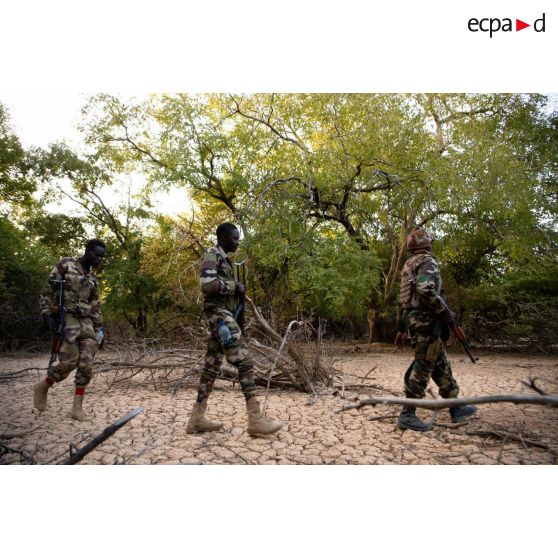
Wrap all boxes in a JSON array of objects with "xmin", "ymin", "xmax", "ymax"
[{"xmin": 76, "ymin": 93, "xmax": 558, "ymax": 343}]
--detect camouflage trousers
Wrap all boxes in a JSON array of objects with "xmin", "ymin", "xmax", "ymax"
[
  {"xmin": 403, "ymin": 309, "xmax": 460, "ymax": 400},
  {"xmin": 48, "ymin": 315, "xmax": 98, "ymax": 388},
  {"xmin": 196, "ymin": 309, "xmax": 257, "ymax": 403}
]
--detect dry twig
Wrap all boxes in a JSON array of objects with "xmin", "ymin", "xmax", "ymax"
[
  {"xmin": 0, "ymin": 424, "xmax": 41, "ymax": 439},
  {"xmin": 465, "ymin": 429, "xmax": 553, "ymax": 452},
  {"xmin": 520, "ymin": 377, "xmax": 548, "ymax": 396}
]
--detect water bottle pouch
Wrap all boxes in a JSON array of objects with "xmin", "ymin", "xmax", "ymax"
[{"xmin": 217, "ymin": 320, "xmax": 234, "ymax": 347}]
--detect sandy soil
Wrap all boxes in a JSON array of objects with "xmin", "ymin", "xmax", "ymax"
[{"xmin": 1, "ymin": 346, "xmax": 557, "ymax": 465}]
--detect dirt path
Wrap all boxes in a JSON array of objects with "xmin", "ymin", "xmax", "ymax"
[{"xmin": 1, "ymin": 347, "xmax": 557, "ymax": 464}]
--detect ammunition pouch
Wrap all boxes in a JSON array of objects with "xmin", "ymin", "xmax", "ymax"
[{"xmin": 425, "ymin": 316, "xmax": 444, "ymax": 363}]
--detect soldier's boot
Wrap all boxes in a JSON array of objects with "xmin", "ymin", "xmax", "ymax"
[
  {"xmin": 397, "ymin": 407, "xmax": 433, "ymax": 432},
  {"xmin": 33, "ymin": 378, "xmax": 53, "ymax": 412},
  {"xmin": 246, "ymin": 397, "xmax": 283, "ymax": 436},
  {"xmin": 70, "ymin": 394, "xmax": 89, "ymax": 422},
  {"xmin": 450, "ymin": 405, "xmax": 477, "ymax": 423},
  {"xmin": 186, "ymin": 401, "xmax": 223, "ymax": 434}
]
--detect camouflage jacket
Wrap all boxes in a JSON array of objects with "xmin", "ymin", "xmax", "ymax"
[
  {"xmin": 40, "ymin": 258, "xmax": 103, "ymax": 329},
  {"xmin": 199, "ymin": 245, "xmax": 238, "ymax": 314},
  {"xmin": 399, "ymin": 250, "xmax": 445, "ymax": 315}
]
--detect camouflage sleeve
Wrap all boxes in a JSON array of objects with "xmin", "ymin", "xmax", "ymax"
[
  {"xmin": 415, "ymin": 256, "xmax": 445, "ymax": 314},
  {"xmin": 89, "ymin": 280, "xmax": 103, "ymax": 330},
  {"xmin": 39, "ymin": 261, "xmax": 65, "ymax": 315},
  {"xmin": 199, "ymin": 251, "xmax": 236, "ymax": 295}
]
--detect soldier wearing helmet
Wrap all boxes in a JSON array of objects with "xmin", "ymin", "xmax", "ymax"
[{"xmin": 395, "ymin": 228, "xmax": 477, "ymax": 431}]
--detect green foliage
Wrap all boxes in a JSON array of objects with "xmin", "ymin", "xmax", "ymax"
[
  {"xmin": 23, "ymin": 213, "xmax": 86, "ymax": 253},
  {"xmin": 0, "ymin": 105, "xmax": 37, "ymax": 207},
  {"xmin": 1, "ymin": 94, "xmax": 557, "ymax": 347},
  {"xmin": 101, "ymin": 236, "xmax": 155, "ymax": 328},
  {"xmin": 0, "ymin": 216, "xmax": 53, "ymax": 348},
  {"xmin": 463, "ymin": 269, "xmax": 558, "ymax": 349},
  {"xmin": 289, "ymin": 236, "xmax": 380, "ymax": 322}
]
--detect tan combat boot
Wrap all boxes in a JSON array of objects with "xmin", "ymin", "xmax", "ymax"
[
  {"xmin": 70, "ymin": 394, "xmax": 89, "ymax": 421},
  {"xmin": 246, "ymin": 397, "xmax": 283, "ymax": 436},
  {"xmin": 186, "ymin": 401, "xmax": 223, "ymax": 433},
  {"xmin": 33, "ymin": 379, "xmax": 52, "ymax": 412}
]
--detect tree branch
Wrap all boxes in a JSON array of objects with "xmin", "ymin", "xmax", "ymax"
[
  {"xmin": 65, "ymin": 407, "xmax": 144, "ymax": 464},
  {"xmin": 338, "ymin": 394, "xmax": 558, "ymax": 413},
  {"xmin": 228, "ymin": 95, "xmax": 311, "ymax": 154}
]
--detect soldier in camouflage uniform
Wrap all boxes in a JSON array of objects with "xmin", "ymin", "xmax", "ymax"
[
  {"xmin": 187, "ymin": 222, "xmax": 283, "ymax": 436},
  {"xmin": 33, "ymin": 239, "xmax": 106, "ymax": 421},
  {"xmin": 395, "ymin": 229, "xmax": 477, "ymax": 431}
]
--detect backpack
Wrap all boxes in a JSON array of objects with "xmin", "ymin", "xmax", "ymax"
[{"xmin": 399, "ymin": 252, "xmax": 430, "ymax": 309}]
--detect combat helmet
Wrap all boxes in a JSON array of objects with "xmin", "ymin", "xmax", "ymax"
[{"xmin": 405, "ymin": 228, "xmax": 433, "ymax": 252}]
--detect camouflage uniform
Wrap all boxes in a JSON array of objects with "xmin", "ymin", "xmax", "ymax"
[
  {"xmin": 40, "ymin": 258, "xmax": 102, "ymax": 387},
  {"xmin": 196, "ymin": 246, "xmax": 256, "ymax": 403},
  {"xmin": 399, "ymin": 250, "xmax": 459, "ymax": 400}
]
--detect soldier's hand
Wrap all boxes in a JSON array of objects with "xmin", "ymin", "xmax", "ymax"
[
  {"xmin": 394, "ymin": 331, "xmax": 406, "ymax": 347},
  {"xmin": 96, "ymin": 327, "xmax": 106, "ymax": 350},
  {"xmin": 42, "ymin": 313, "xmax": 57, "ymax": 332},
  {"xmin": 235, "ymin": 281, "xmax": 246, "ymax": 296}
]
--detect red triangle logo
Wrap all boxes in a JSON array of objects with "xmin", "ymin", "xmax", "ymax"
[{"xmin": 516, "ymin": 19, "xmax": 530, "ymax": 31}]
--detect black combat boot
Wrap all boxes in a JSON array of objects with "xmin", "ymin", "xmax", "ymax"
[
  {"xmin": 449, "ymin": 405, "xmax": 477, "ymax": 423},
  {"xmin": 397, "ymin": 407, "xmax": 433, "ymax": 432}
]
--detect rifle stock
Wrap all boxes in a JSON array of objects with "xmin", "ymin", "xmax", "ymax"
[{"xmin": 450, "ymin": 323, "xmax": 478, "ymax": 364}]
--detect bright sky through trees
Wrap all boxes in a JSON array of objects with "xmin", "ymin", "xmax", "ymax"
[{"xmin": 1, "ymin": 93, "xmax": 190, "ymax": 216}]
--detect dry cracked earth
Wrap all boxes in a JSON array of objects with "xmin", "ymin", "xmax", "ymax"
[{"xmin": 1, "ymin": 346, "xmax": 557, "ymax": 465}]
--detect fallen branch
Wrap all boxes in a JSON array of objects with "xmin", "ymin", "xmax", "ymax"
[
  {"xmin": 520, "ymin": 377, "xmax": 548, "ymax": 396},
  {"xmin": 65, "ymin": 407, "xmax": 144, "ymax": 465},
  {"xmin": 97, "ymin": 362, "xmax": 195, "ymax": 370},
  {"xmin": 0, "ymin": 367, "xmax": 47, "ymax": 381},
  {"xmin": 0, "ymin": 424, "xmax": 41, "ymax": 439},
  {"xmin": 368, "ymin": 414, "xmax": 400, "ymax": 422},
  {"xmin": 338, "ymin": 394, "xmax": 558, "ymax": 413},
  {"xmin": 432, "ymin": 421, "xmax": 469, "ymax": 429},
  {"xmin": 466, "ymin": 429, "xmax": 553, "ymax": 452},
  {"xmin": 337, "ymin": 383, "xmax": 401, "ymax": 396},
  {"xmin": 359, "ymin": 365, "xmax": 378, "ymax": 383}
]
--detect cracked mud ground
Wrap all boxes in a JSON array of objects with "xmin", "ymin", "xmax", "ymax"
[{"xmin": 1, "ymin": 347, "xmax": 557, "ymax": 464}]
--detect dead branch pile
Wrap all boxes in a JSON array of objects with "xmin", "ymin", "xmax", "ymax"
[{"xmin": 87, "ymin": 299, "xmax": 342, "ymax": 394}]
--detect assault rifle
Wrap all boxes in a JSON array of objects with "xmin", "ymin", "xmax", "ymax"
[
  {"xmin": 440, "ymin": 299, "xmax": 478, "ymax": 364},
  {"xmin": 47, "ymin": 279, "xmax": 67, "ymax": 372},
  {"xmin": 233, "ymin": 260, "xmax": 246, "ymax": 332}
]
